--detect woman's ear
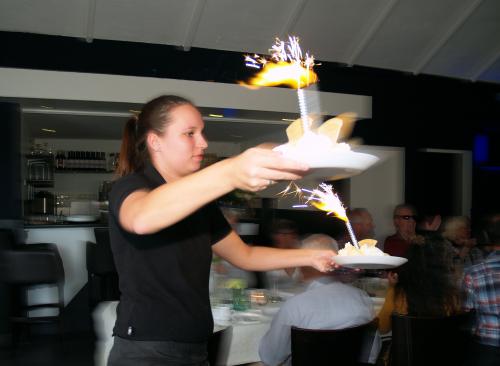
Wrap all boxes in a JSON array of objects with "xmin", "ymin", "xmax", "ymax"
[{"xmin": 147, "ymin": 132, "xmax": 161, "ymax": 153}]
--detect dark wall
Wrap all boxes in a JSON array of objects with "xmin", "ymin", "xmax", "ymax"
[
  {"xmin": 0, "ymin": 102, "xmax": 22, "ymax": 221},
  {"xmin": 1, "ymin": 31, "xmax": 499, "ymax": 217}
]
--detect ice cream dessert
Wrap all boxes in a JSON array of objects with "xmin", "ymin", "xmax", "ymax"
[
  {"xmin": 273, "ymin": 116, "xmax": 378, "ymax": 169},
  {"xmin": 338, "ymin": 239, "xmax": 388, "ymax": 256}
]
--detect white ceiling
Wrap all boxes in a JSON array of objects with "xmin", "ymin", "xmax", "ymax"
[{"xmin": 1, "ymin": 0, "xmax": 499, "ymax": 84}]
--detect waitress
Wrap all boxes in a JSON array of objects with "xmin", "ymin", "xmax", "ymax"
[{"xmin": 107, "ymin": 95, "xmax": 336, "ymax": 365}]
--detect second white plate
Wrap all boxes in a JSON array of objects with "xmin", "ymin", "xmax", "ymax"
[{"xmin": 335, "ymin": 255, "xmax": 407, "ymax": 269}]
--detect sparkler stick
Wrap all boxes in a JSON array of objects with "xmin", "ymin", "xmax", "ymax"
[{"xmin": 345, "ymin": 221, "xmax": 359, "ymax": 249}]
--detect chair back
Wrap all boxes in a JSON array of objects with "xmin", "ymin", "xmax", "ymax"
[
  {"xmin": 208, "ymin": 326, "xmax": 232, "ymax": 366},
  {"xmin": 88, "ymin": 228, "xmax": 116, "ymax": 275},
  {"xmin": 0, "ymin": 246, "xmax": 64, "ymax": 285},
  {"xmin": 291, "ymin": 322, "xmax": 373, "ymax": 366},
  {"xmin": 391, "ymin": 312, "xmax": 474, "ymax": 366},
  {"xmin": 87, "ymin": 228, "xmax": 120, "ymax": 308}
]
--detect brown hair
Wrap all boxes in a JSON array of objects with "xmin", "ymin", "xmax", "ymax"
[
  {"xmin": 116, "ymin": 95, "xmax": 195, "ymax": 177},
  {"xmin": 395, "ymin": 238, "xmax": 461, "ymax": 317}
]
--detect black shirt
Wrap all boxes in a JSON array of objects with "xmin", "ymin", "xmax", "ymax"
[{"xmin": 108, "ymin": 163, "xmax": 231, "ymax": 342}]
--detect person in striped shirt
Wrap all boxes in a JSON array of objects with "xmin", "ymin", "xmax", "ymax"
[{"xmin": 462, "ymin": 216, "xmax": 500, "ymax": 366}]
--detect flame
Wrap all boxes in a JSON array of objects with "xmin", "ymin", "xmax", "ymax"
[
  {"xmin": 241, "ymin": 61, "xmax": 317, "ymax": 89},
  {"xmin": 306, "ymin": 183, "xmax": 348, "ymax": 222},
  {"xmin": 242, "ymin": 36, "xmax": 318, "ymax": 90}
]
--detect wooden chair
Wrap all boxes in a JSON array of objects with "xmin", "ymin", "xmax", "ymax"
[
  {"xmin": 390, "ymin": 312, "xmax": 474, "ymax": 366},
  {"xmin": 291, "ymin": 322, "xmax": 375, "ymax": 366},
  {"xmin": 208, "ymin": 326, "xmax": 232, "ymax": 366}
]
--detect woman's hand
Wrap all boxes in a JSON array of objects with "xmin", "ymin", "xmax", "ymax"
[
  {"xmin": 226, "ymin": 147, "xmax": 309, "ymax": 192},
  {"xmin": 309, "ymin": 250, "xmax": 337, "ymax": 272}
]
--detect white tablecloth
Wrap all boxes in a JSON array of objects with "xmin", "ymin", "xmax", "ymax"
[
  {"xmin": 93, "ymin": 295, "xmax": 385, "ymax": 366},
  {"xmin": 92, "ymin": 301, "xmax": 276, "ymax": 366}
]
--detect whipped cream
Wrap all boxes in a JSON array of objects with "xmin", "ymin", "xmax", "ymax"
[
  {"xmin": 273, "ymin": 131, "xmax": 350, "ymax": 164},
  {"xmin": 338, "ymin": 242, "xmax": 387, "ymax": 256}
]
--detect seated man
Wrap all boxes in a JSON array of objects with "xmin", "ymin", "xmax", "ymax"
[{"xmin": 259, "ymin": 234, "xmax": 380, "ymax": 366}]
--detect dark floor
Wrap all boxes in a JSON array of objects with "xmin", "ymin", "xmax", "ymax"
[{"xmin": 0, "ymin": 333, "xmax": 96, "ymax": 366}]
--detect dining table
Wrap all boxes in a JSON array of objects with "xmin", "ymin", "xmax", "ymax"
[
  {"xmin": 92, "ymin": 287, "xmax": 386, "ymax": 366},
  {"xmin": 92, "ymin": 299, "xmax": 281, "ymax": 366}
]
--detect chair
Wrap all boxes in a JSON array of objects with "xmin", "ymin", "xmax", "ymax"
[
  {"xmin": 208, "ymin": 326, "xmax": 232, "ymax": 366},
  {"xmin": 390, "ymin": 312, "xmax": 474, "ymax": 366},
  {"xmin": 291, "ymin": 322, "xmax": 375, "ymax": 366},
  {"xmin": 86, "ymin": 228, "xmax": 119, "ymax": 309},
  {"xmin": 0, "ymin": 243, "xmax": 65, "ymax": 341}
]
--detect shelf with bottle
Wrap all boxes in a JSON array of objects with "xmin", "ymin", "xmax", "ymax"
[
  {"xmin": 54, "ymin": 150, "xmax": 119, "ymax": 173},
  {"xmin": 26, "ymin": 143, "xmax": 55, "ymax": 187}
]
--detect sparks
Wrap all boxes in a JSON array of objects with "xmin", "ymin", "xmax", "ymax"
[
  {"xmin": 242, "ymin": 36, "xmax": 318, "ymax": 134},
  {"xmin": 288, "ymin": 183, "xmax": 359, "ymax": 249},
  {"xmin": 241, "ymin": 36, "xmax": 317, "ymax": 90},
  {"xmin": 306, "ymin": 183, "xmax": 348, "ymax": 222}
]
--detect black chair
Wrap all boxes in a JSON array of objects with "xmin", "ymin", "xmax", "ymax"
[
  {"xmin": 86, "ymin": 228, "xmax": 119, "ymax": 309},
  {"xmin": 390, "ymin": 312, "xmax": 474, "ymax": 366},
  {"xmin": 291, "ymin": 322, "xmax": 375, "ymax": 366},
  {"xmin": 0, "ymin": 243, "xmax": 65, "ymax": 341},
  {"xmin": 207, "ymin": 326, "xmax": 232, "ymax": 366}
]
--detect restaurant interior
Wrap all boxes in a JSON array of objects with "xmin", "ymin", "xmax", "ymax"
[{"xmin": 1, "ymin": 1, "xmax": 500, "ymax": 365}]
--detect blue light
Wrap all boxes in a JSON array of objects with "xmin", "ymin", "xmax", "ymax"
[{"xmin": 473, "ymin": 134, "xmax": 488, "ymax": 164}]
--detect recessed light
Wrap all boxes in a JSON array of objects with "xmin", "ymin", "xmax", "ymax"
[
  {"xmin": 41, "ymin": 128, "xmax": 56, "ymax": 133},
  {"xmin": 209, "ymin": 114, "xmax": 224, "ymax": 118},
  {"xmin": 281, "ymin": 118, "xmax": 295, "ymax": 122}
]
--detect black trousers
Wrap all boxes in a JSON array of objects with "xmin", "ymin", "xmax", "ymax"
[{"xmin": 108, "ymin": 336, "xmax": 209, "ymax": 366}]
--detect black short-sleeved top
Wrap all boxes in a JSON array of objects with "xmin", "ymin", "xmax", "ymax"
[{"xmin": 108, "ymin": 163, "xmax": 231, "ymax": 342}]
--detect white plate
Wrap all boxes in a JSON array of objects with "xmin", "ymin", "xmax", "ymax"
[
  {"xmin": 335, "ymin": 255, "xmax": 407, "ymax": 269},
  {"xmin": 305, "ymin": 151, "xmax": 379, "ymax": 180},
  {"xmin": 65, "ymin": 214, "xmax": 99, "ymax": 223}
]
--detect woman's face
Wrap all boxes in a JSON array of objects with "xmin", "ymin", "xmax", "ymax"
[{"xmin": 152, "ymin": 104, "xmax": 208, "ymax": 179}]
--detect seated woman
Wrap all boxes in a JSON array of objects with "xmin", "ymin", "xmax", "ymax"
[
  {"xmin": 377, "ymin": 238, "xmax": 462, "ymax": 334},
  {"xmin": 442, "ymin": 216, "xmax": 483, "ymax": 271}
]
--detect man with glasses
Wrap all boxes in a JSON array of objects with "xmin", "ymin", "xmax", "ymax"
[{"xmin": 384, "ymin": 204, "xmax": 419, "ymax": 257}]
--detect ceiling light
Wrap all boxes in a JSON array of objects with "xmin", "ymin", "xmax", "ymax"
[
  {"xmin": 128, "ymin": 109, "xmax": 141, "ymax": 114},
  {"xmin": 41, "ymin": 128, "xmax": 56, "ymax": 133},
  {"xmin": 40, "ymin": 105, "xmax": 53, "ymax": 109},
  {"xmin": 209, "ymin": 114, "xmax": 224, "ymax": 118},
  {"xmin": 281, "ymin": 118, "xmax": 295, "ymax": 122}
]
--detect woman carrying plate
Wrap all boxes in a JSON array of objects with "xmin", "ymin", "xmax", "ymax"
[{"xmin": 107, "ymin": 95, "xmax": 337, "ymax": 366}]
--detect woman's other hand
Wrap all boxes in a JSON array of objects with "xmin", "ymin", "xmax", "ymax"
[
  {"xmin": 310, "ymin": 250, "xmax": 337, "ymax": 272},
  {"xmin": 226, "ymin": 146, "xmax": 309, "ymax": 192}
]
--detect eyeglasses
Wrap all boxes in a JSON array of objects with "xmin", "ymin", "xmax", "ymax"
[{"xmin": 394, "ymin": 215, "xmax": 416, "ymax": 221}]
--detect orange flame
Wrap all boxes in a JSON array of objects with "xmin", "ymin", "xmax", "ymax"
[
  {"xmin": 241, "ymin": 61, "xmax": 318, "ymax": 89},
  {"xmin": 242, "ymin": 36, "xmax": 318, "ymax": 90},
  {"xmin": 307, "ymin": 184, "xmax": 348, "ymax": 222}
]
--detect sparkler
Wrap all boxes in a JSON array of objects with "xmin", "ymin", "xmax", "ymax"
[
  {"xmin": 283, "ymin": 183, "xmax": 360, "ymax": 249},
  {"xmin": 242, "ymin": 36, "xmax": 318, "ymax": 132}
]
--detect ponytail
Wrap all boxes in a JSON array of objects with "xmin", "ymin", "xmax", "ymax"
[
  {"xmin": 116, "ymin": 115, "xmax": 147, "ymax": 177},
  {"xmin": 115, "ymin": 95, "xmax": 195, "ymax": 177}
]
